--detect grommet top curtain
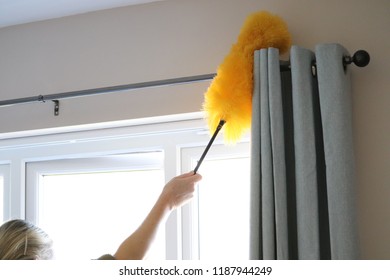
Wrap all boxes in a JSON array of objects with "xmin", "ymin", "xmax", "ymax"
[{"xmin": 250, "ymin": 43, "xmax": 359, "ymax": 260}]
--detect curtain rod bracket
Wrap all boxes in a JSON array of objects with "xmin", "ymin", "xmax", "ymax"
[
  {"xmin": 52, "ymin": 100, "xmax": 59, "ymax": 116},
  {"xmin": 38, "ymin": 95, "xmax": 45, "ymax": 103}
]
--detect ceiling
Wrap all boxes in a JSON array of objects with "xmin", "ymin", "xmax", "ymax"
[{"xmin": 0, "ymin": 0, "xmax": 163, "ymax": 28}]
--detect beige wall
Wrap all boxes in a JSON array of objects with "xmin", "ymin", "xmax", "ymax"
[{"xmin": 0, "ymin": 0, "xmax": 389, "ymax": 259}]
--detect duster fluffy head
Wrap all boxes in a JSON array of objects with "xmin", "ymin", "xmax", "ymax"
[{"xmin": 203, "ymin": 11, "xmax": 291, "ymax": 143}]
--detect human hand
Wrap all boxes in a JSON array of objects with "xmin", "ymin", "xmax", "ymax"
[{"xmin": 160, "ymin": 171, "xmax": 202, "ymax": 210}]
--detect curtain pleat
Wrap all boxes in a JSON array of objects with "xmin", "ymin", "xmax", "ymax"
[
  {"xmin": 315, "ymin": 44, "xmax": 359, "ymax": 259},
  {"xmin": 290, "ymin": 46, "xmax": 322, "ymax": 260},
  {"xmin": 249, "ymin": 51, "xmax": 262, "ymax": 260},
  {"xmin": 268, "ymin": 49, "xmax": 289, "ymax": 260},
  {"xmin": 259, "ymin": 49, "xmax": 275, "ymax": 260},
  {"xmin": 250, "ymin": 43, "xmax": 359, "ymax": 260}
]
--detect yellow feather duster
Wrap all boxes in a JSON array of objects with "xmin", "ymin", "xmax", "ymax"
[{"xmin": 203, "ymin": 11, "xmax": 291, "ymax": 143}]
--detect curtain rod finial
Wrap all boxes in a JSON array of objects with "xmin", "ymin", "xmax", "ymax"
[{"xmin": 344, "ymin": 50, "xmax": 370, "ymax": 67}]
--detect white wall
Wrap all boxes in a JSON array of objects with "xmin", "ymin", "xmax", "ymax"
[{"xmin": 0, "ymin": 0, "xmax": 389, "ymax": 259}]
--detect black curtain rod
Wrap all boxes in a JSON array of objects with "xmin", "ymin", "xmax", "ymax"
[
  {"xmin": 280, "ymin": 49, "xmax": 370, "ymax": 72},
  {"xmin": 0, "ymin": 50, "xmax": 369, "ymax": 110},
  {"xmin": 0, "ymin": 73, "xmax": 216, "ymax": 108}
]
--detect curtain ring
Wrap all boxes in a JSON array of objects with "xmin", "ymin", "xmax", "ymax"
[{"xmin": 311, "ymin": 61, "xmax": 317, "ymax": 77}]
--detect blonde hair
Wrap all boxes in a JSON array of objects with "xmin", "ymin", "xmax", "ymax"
[{"xmin": 0, "ymin": 219, "xmax": 53, "ymax": 260}]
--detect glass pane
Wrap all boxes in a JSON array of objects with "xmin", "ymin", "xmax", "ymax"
[
  {"xmin": 198, "ymin": 157, "xmax": 250, "ymax": 260},
  {"xmin": 38, "ymin": 169, "xmax": 164, "ymax": 260}
]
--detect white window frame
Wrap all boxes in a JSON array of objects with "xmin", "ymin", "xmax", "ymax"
[
  {"xmin": 0, "ymin": 113, "xmax": 251, "ymax": 259},
  {"xmin": 0, "ymin": 163, "xmax": 11, "ymax": 222}
]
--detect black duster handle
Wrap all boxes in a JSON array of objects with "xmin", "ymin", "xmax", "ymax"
[{"xmin": 194, "ymin": 120, "xmax": 226, "ymax": 174}]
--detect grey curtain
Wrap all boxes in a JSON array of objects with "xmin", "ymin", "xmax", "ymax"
[{"xmin": 250, "ymin": 43, "xmax": 359, "ymax": 260}]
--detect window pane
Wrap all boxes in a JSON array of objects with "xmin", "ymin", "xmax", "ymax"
[
  {"xmin": 38, "ymin": 169, "xmax": 164, "ymax": 260},
  {"xmin": 198, "ymin": 157, "xmax": 250, "ymax": 260}
]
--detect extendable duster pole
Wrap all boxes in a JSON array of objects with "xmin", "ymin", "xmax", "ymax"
[{"xmin": 193, "ymin": 119, "xmax": 226, "ymax": 174}]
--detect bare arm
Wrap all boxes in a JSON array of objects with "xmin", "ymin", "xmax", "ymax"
[{"xmin": 113, "ymin": 171, "xmax": 202, "ymax": 260}]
